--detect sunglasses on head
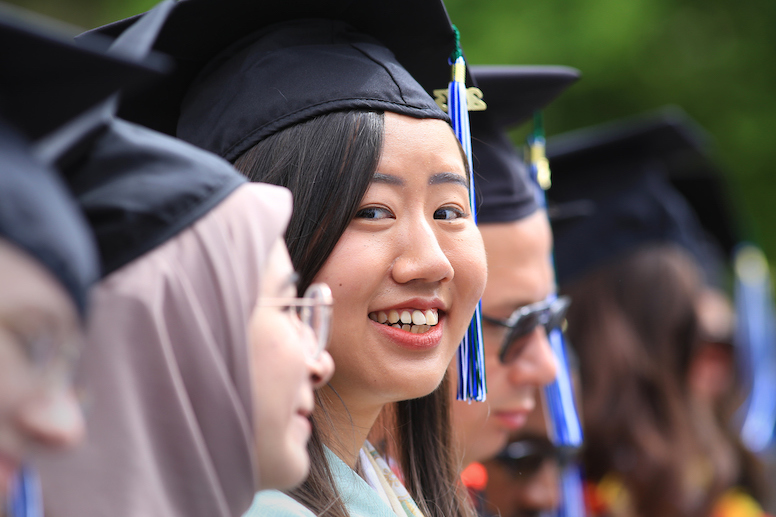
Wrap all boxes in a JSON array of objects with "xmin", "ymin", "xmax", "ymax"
[
  {"xmin": 482, "ymin": 296, "xmax": 571, "ymax": 364},
  {"xmin": 493, "ymin": 437, "xmax": 579, "ymax": 479}
]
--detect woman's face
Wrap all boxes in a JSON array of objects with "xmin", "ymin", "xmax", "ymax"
[
  {"xmin": 248, "ymin": 238, "xmax": 334, "ymax": 490},
  {"xmin": 314, "ymin": 112, "xmax": 487, "ymax": 409},
  {"xmin": 0, "ymin": 239, "xmax": 84, "ymax": 498}
]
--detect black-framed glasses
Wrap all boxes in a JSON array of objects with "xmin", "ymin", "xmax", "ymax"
[
  {"xmin": 259, "ymin": 283, "xmax": 333, "ymax": 360},
  {"xmin": 482, "ymin": 296, "xmax": 571, "ymax": 364},
  {"xmin": 494, "ymin": 437, "xmax": 579, "ymax": 479}
]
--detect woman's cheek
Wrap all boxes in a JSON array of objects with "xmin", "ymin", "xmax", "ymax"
[{"xmin": 449, "ymin": 229, "xmax": 488, "ymax": 301}]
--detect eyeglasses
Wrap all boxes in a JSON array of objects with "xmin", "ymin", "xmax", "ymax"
[
  {"xmin": 494, "ymin": 437, "xmax": 579, "ymax": 479},
  {"xmin": 0, "ymin": 316, "xmax": 82, "ymax": 391},
  {"xmin": 482, "ymin": 296, "xmax": 571, "ymax": 364},
  {"xmin": 259, "ymin": 283, "xmax": 333, "ymax": 359}
]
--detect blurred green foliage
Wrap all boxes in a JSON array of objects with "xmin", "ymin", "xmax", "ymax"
[
  {"xmin": 445, "ymin": 0, "xmax": 776, "ymax": 264},
  {"xmin": 8, "ymin": 0, "xmax": 776, "ymax": 266}
]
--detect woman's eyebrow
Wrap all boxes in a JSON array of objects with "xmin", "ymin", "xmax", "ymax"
[
  {"xmin": 429, "ymin": 172, "xmax": 468, "ymax": 188},
  {"xmin": 371, "ymin": 173, "xmax": 403, "ymax": 186},
  {"xmin": 371, "ymin": 172, "xmax": 469, "ymax": 188}
]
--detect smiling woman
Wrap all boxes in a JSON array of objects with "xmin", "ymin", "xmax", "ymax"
[
  {"xmin": 210, "ymin": 21, "xmax": 488, "ymax": 517},
  {"xmin": 236, "ymin": 109, "xmax": 486, "ymax": 517}
]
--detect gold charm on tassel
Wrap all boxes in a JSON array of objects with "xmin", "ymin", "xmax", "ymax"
[
  {"xmin": 433, "ymin": 87, "xmax": 487, "ymax": 113},
  {"xmin": 528, "ymin": 140, "xmax": 552, "ymax": 190}
]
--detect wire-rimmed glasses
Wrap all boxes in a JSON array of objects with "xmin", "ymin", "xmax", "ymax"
[{"xmin": 258, "ymin": 282, "xmax": 333, "ymax": 359}]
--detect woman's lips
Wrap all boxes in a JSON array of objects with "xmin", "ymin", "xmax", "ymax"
[
  {"xmin": 492, "ymin": 410, "xmax": 529, "ymax": 431},
  {"xmin": 371, "ymin": 316, "xmax": 444, "ymax": 350}
]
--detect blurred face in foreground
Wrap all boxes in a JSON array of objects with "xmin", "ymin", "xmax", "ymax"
[
  {"xmin": 249, "ymin": 238, "xmax": 335, "ymax": 490},
  {"xmin": 452, "ymin": 211, "xmax": 557, "ymax": 466},
  {"xmin": 0, "ymin": 238, "xmax": 84, "ymax": 505}
]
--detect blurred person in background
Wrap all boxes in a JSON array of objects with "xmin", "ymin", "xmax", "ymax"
[
  {"xmin": 0, "ymin": 4, "xmax": 165, "ymax": 514},
  {"xmin": 451, "ymin": 66, "xmax": 580, "ymax": 475},
  {"xmin": 481, "ymin": 388, "xmax": 569, "ymax": 517},
  {"xmin": 546, "ymin": 109, "xmax": 769, "ymax": 517}
]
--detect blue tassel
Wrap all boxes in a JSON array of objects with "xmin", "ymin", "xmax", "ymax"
[
  {"xmin": 734, "ymin": 244, "xmax": 776, "ymax": 452},
  {"xmin": 527, "ymin": 111, "xmax": 583, "ymax": 447},
  {"xmin": 448, "ymin": 26, "xmax": 486, "ymax": 402},
  {"xmin": 528, "ymin": 111, "xmax": 586, "ymax": 517},
  {"xmin": 7, "ymin": 465, "xmax": 42, "ymax": 517},
  {"xmin": 555, "ymin": 464, "xmax": 587, "ymax": 517},
  {"xmin": 544, "ymin": 327, "xmax": 584, "ymax": 447}
]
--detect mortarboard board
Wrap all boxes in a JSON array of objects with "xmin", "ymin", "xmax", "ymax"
[
  {"xmin": 0, "ymin": 3, "xmax": 167, "ymax": 142},
  {"xmin": 30, "ymin": 0, "xmax": 248, "ymax": 278},
  {"xmin": 471, "ymin": 65, "xmax": 580, "ymax": 130},
  {"xmin": 546, "ymin": 107, "xmax": 727, "ymax": 287},
  {"xmin": 470, "ymin": 65, "xmax": 580, "ymax": 224},
  {"xmin": 80, "ymin": 0, "xmax": 461, "ymax": 152},
  {"xmin": 68, "ymin": 117, "xmax": 245, "ymax": 277},
  {"xmin": 0, "ymin": 1, "xmax": 176, "ymax": 316}
]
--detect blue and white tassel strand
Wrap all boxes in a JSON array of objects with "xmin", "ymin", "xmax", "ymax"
[{"xmin": 449, "ymin": 26, "xmax": 486, "ymax": 402}]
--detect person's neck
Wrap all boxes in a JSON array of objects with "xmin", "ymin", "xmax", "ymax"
[{"xmin": 316, "ymin": 384, "xmax": 384, "ymax": 469}]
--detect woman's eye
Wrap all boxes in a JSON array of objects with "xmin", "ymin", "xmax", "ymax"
[
  {"xmin": 433, "ymin": 206, "xmax": 466, "ymax": 220},
  {"xmin": 355, "ymin": 206, "xmax": 393, "ymax": 220}
]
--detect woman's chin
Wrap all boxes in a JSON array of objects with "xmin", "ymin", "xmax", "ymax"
[
  {"xmin": 259, "ymin": 452, "xmax": 310, "ymax": 492},
  {"xmin": 390, "ymin": 369, "xmax": 449, "ymax": 402}
]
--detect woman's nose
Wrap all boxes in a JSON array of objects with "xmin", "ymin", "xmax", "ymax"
[
  {"xmin": 308, "ymin": 350, "xmax": 335, "ymax": 389},
  {"xmin": 15, "ymin": 388, "xmax": 85, "ymax": 449},
  {"xmin": 391, "ymin": 220, "xmax": 454, "ymax": 285}
]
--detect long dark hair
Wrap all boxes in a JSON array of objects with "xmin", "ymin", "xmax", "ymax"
[
  {"xmin": 235, "ymin": 110, "xmax": 473, "ymax": 517},
  {"xmin": 562, "ymin": 245, "xmax": 708, "ymax": 517}
]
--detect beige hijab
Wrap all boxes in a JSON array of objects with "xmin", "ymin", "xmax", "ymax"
[{"xmin": 37, "ymin": 183, "xmax": 292, "ymax": 517}]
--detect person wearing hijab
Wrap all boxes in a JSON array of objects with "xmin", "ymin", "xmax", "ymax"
[
  {"xmin": 87, "ymin": 1, "xmax": 488, "ymax": 516},
  {"xmin": 36, "ymin": 118, "xmax": 335, "ymax": 516},
  {"xmin": 451, "ymin": 66, "xmax": 579, "ymax": 474},
  {"xmin": 30, "ymin": 92, "xmax": 338, "ymax": 517},
  {"xmin": 28, "ymin": 4, "xmax": 335, "ymax": 515}
]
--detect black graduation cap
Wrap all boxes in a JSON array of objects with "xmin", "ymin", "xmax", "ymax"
[
  {"xmin": 39, "ymin": 0, "xmax": 248, "ymax": 278},
  {"xmin": 0, "ymin": 119, "xmax": 97, "ymax": 316},
  {"xmin": 67, "ymin": 118, "xmax": 246, "ymax": 277},
  {"xmin": 470, "ymin": 65, "xmax": 580, "ymax": 224},
  {"xmin": 0, "ymin": 2, "xmax": 177, "ymax": 315},
  {"xmin": 80, "ymin": 0, "xmax": 461, "ymax": 158},
  {"xmin": 546, "ymin": 107, "xmax": 732, "ymax": 287},
  {"xmin": 0, "ymin": 3, "xmax": 167, "ymax": 141}
]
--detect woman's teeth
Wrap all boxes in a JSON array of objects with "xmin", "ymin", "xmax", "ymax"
[{"xmin": 368, "ymin": 309, "xmax": 439, "ymax": 333}]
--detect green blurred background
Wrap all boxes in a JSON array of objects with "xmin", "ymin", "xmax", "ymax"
[{"xmin": 9, "ymin": 0, "xmax": 776, "ymax": 267}]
